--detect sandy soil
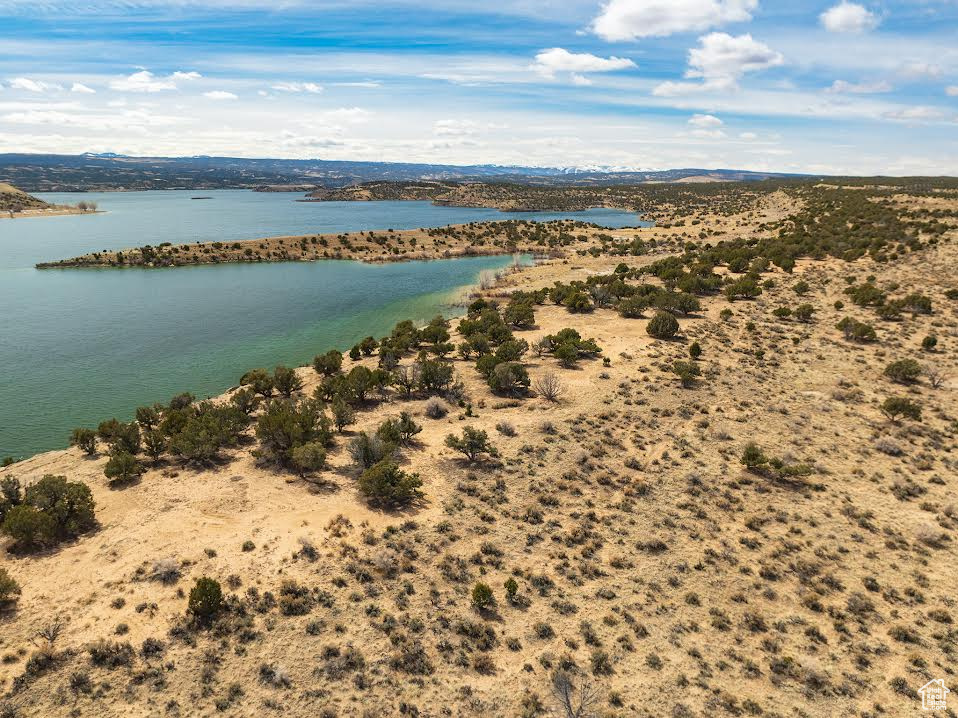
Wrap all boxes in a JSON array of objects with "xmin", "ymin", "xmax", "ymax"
[{"xmin": 1, "ymin": 188, "xmax": 956, "ymax": 718}]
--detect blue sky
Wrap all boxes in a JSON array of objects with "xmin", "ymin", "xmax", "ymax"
[{"xmin": 0, "ymin": 0, "xmax": 956, "ymax": 174}]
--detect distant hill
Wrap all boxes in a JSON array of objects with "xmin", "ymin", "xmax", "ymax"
[
  {"xmin": 0, "ymin": 153, "xmax": 804, "ymax": 192},
  {"xmin": 0, "ymin": 182, "xmax": 50, "ymax": 212}
]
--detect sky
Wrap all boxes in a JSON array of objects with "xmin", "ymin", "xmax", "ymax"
[{"xmin": 0, "ymin": 0, "xmax": 956, "ymax": 175}]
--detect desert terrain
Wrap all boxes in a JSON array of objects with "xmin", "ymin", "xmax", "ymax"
[{"xmin": 2, "ymin": 180, "xmax": 957, "ymax": 718}]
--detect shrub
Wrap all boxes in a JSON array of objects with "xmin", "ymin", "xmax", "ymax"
[
  {"xmin": 87, "ymin": 640, "xmax": 134, "ymax": 669},
  {"xmin": 290, "ymin": 442, "xmax": 327, "ymax": 477},
  {"xmin": 921, "ymin": 335, "xmax": 937, "ymax": 352},
  {"xmin": 167, "ymin": 404, "xmax": 248, "ymax": 464},
  {"xmin": 793, "ymin": 280, "xmax": 810, "ymax": 295},
  {"xmin": 554, "ymin": 342, "xmax": 579, "ymax": 368},
  {"xmin": 424, "ymin": 399, "xmax": 448, "ymax": 419},
  {"xmin": 97, "ymin": 420, "xmax": 140, "ymax": 455},
  {"xmin": 0, "ymin": 567, "xmax": 20, "ymax": 604},
  {"xmin": 741, "ymin": 442, "xmax": 767, "ymax": 470},
  {"xmin": 534, "ymin": 372, "xmax": 563, "ymax": 402},
  {"xmin": 471, "ymin": 582, "xmax": 494, "ymax": 611},
  {"xmin": 881, "ymin": 397, "xmax": 922, "ymax": 423},
  {"xmin": 349, "ymin": 432, "xmax": 396, "ymax": 469},
  {"xmin": 618, "ymin": 295, "xmax": 648, "ymax": 318},
  {"xmin": 794, "ymin": 304, "xmax": 815, "ymax": 322},
  {"xmin": 836, "ymin": 317, "xmax": 876, "ymax": 342},
  {"xmin": 504, "ymin": 577, "xmax": 519, "ymax": 604},
  {"xmin": 330, "ymin": 398, "xmax": 356, "ymax": 432},
  {"xmin": 884, "ymin": 359, "xmax": 921, "ymax": 384},
  {"xmin": 357, "ymin": 461, "xmax": 423, "ymax": 508},
  {"xmin": 1, "ymin": 505, "xmax": 56, "ymax": 549},
  {"xmin": 272, "ymin": 366, "xmax": 303, "ymax": 398},
  {"xmin": 503, "ymin": 300, "xmax": 535, "ymax": 328},
  {"xmin": 672, "ymin": 361, "xmax": 701, "ymax": 387},
  {"xmin": 688, "ymin": 342, "xmax": 702, "ymax": 360},
  {"xmin": 188, "ymin": 577, "xmax": 224, "ymax": 622},
  {"xmin": 646, "ymin": 311, "xmax": 679, "ymax": 339},
  {"xmin": 104, "ymin": 451, "xmax": 143, "ymax": 486},
  {"xmin": 23, "ymin": 475, "xmax": 95, "ymax": 541},
  {"xmin": 313, "ymin": 350, "xmax": 343, "ymax": 376},
  {"xmin": 231, "ymin": 387, "xmax": 259, "ymax": 415},
  {"xmin": 488, "ymin": 362, "xmax": 530, "ymax": 396},
  {"xmin": 70, "ymin": 428, "xmax": 97, "ymax": 456},
  {"xmin": 255, "ymin": 398, "xmax": 332, "ymax": 466},
  {"xmin": 240, "ymin": 368, "xmax": 274, "ymax": 398},
  {"xmin": 445, "ymin": 427, "xmax": 497, "ymax": 462}
]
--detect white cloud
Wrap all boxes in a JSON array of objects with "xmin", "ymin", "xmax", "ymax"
[
  {"xmin": 110, "ymin": 70, "xmax": 200, "ymax": 93},
  {"xmin": 271, "ymin": 81, "xmax": 323, "ymax": 93},
  {"xmin": 882, "ymin": 106, "xmax": 946, "ymax": 122},
  {"xmin": 531, "ymin": 48, "xmax": 635, "ymax": 80},
  {"xmin": 654, "ymin": 32, "xmax": 782, "ymax": 95},
  {"xmin": 332, "ymin": 81, "xmax": 383, "ymax": 88},
  {"xmin": 592, "ymin": 0, "xmax": 757, "ymax": 41},
  {"xmin": 70, "ymin": 82, "xmax": 95, "ymax": 94},
  {"xmin": 947, "ymin": 86, "xmax": 958, "ymax": 97},
  {"xmin": 688, "ymin": 113, "xmax": 723, "ymax": 127},
  {"xmin": 820, "ymin": 2, "xmax": 880, "ymax": 33},
  {"xmin": 826, "ymin": 79, "xmax": 892, "ymax": 94},
  {"xmin": 9, "ymin": 77, "xmax": 60, "ymax": 93},
  {"xmin": 203, "ymin": 90, "xmax": 238, "ymax": 100},
  {"xmin": 687, "ymin": 33, "xmax": 784, "ymax": 81},
  {"xmin": 739, "ymin": 131, "xmax": 758, "ymax": 139},
  {"xmin": 899, "ymin": 62, "xmax": 942, "ymax": 79}
]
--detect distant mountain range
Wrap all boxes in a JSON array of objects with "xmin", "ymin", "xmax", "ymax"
[{"xmin": 0, "ymin": 153, "xmax": 806, "ymax": 192}]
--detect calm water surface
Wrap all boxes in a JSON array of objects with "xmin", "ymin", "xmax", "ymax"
[{"xmin": 1, "ymin": 190, "xmax": 644, "ymax": 457}]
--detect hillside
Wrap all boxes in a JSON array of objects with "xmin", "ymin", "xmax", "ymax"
[
  {"xmin": 0, "ymin": 153, "xmax": 803, "ymax": 192},
  {"xmin": 0, "ymin": 183, "xmax": 49, "ymax": 213},
  {"xmin": 1, "ymin": 181, "xmax": 957, "ymax": 717}
]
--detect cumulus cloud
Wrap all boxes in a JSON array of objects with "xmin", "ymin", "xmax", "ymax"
[
  {"xmin": 531, "ymin": 48, "xmax": 635, "ymax": 81},
  {"xmin": 203, "ymin": 90, "xmax": 238, "ymax": 100},
  {"xmin": 110, "ymin": 70, "xmax": 201, "ymax": 93},
  {"xmin": 70, "ymin": 82, "xmax": 95, "ymax": 94},
  {"xmin": 688, "ymin": 113, "xmax": 723, "ymax": 127},
  {"xmin": 826, "ymin": 79, "xmax": 892, "ymax": 94},
  {"xmin": 947, "ymin": 86, "xmax": 958, "ymax": 97},
  {"xmin": 9, "ymin": 77, "xmax": 61, "ymax": 93},
  {"xmin": 271, "ymin": 81, "xmax": 323, "ymax": 93},
  {"xmin": 654, "ymin": 32, "xmax": 783, "ymax": 95},
  {"xmin": 820, "ymin": 2, "xmax": 879, "ymax": 33},
  {"xmin": 592, "ymin": 0, "xmax": 757, "ymax": 41}
]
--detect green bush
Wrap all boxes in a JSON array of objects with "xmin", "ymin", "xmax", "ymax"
[
  {"xmin": 471, "ymin": 582, "xmax": 494, "ymax": 610},
  {"xmin": 357, "ymin": 461, "xmax": 423, "ymax": 508},
  {"xmin": 3, "ymin": 475, "xmax": 97, "ymax": 549},
  {"xmin": 884, "ymin": 359, "xmax": 922, "ymax": 384},
  {"xmin": 1, "ymin": 505, "xmax": 56, "ymax": 549},
  {"xmin": 188, "ymin": 577, "xmax": 224, "ymax": 622},
  {"xmin": 255, "ymin": 398, "xmax": 332, "ymax": 466},
  {"xmin": 921, "ymin": 335, "xmax": 937, "ymax": 352},
  {"xmin": 646, "ymin": 311, "xmax": 679, "ymax": 339},
  {"xmin": 290, "ymin": 442, "xmax": 327, "ymax": 477},
  {"xmin": 688, "ymin": 342, "xmax": 702, "ymax": 360},
  {"xmin": 349, "ymin": 432, "xmax": 395, "ymax": 469},
  {"xmin": 881, "ymin": 397, "xmax": 922, "ymax": 423},
  {"xmin": 672, "ymin": 360, "xmax": 701, "ymax": 387},
  {"xmin": 0, "ymin": 566, "xmax": 20, "ymax": 604},
  {"xmin": 70, "ymin": 428, "xmax": 98, "ymax": 456},
  {"xmin": 104, "ymin": 451, "xmax": 143, "ymax": 486},
  {"xmin": 272, "ymin": 366, "xmax": 303, "ymax": 398},
  {"xmin": 794, "ymin": 303, "xmax": 815, "ymax": 322},
  {"xmin": 445, "ymin": 427, "xmax": 497, "ymax": 462},
  {"xmin": 313, "ymin": 349, "xmax": 343, "ymax": 376},
  {"xmin": 488, "ymin": 362, "xmax": 530, "ymax": 396},
  {"xmin": 240, "ymin": 368, "xmax": 274, "ymax": 398},
  {"xmin": 741, "ymin": 442, "xmax": 767, "ymax": 470}
]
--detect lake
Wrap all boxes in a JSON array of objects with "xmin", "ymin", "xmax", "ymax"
[{"xmin": 0, "ymin": 190, "xmax": 644, "ymax": 458}]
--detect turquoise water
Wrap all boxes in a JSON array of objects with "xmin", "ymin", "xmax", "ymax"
[{"xmin": 1, "ymin": 191, "xmax": 643, "ymax": 458}]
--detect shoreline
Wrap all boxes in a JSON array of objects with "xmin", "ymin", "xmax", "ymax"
[
  {"xmin": 1, "ymin": 207, "xmax": 102, "ymax": 220},
  {"xmin": 8, "ymin": 252, "xmax": 533, "ymax": 462},
  {"xmin": 33, "ymin": 216, "xmax": 616, "ymax": 269}
]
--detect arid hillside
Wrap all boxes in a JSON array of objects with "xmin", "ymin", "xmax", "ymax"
[{"xmin": 1, "ymin": 182, "xmax": 956, "ymax": 718}]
